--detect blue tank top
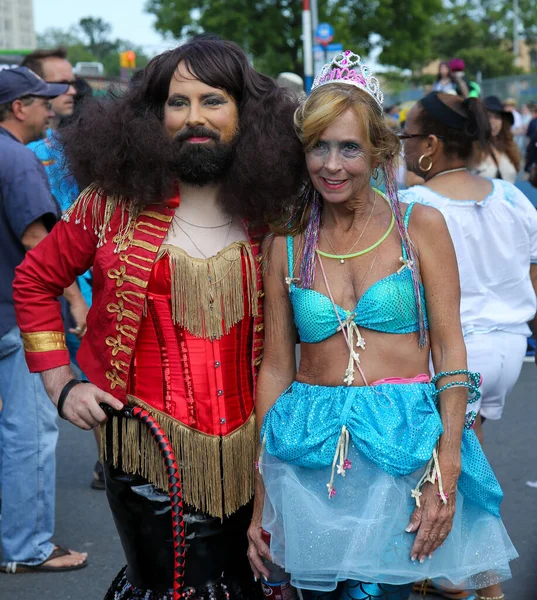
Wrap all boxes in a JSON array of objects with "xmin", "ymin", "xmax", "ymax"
[{"xmin": 287, "ymin": 203, "xmax": 428, "ymax": 343}]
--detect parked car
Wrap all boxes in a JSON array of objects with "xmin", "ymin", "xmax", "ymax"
[{"xmin": 73, "ymin": 62, "xmax": 105, "ymax": 77}]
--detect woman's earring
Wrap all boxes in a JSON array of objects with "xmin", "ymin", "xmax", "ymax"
[
  {"xmin": 372, "ymin": 167, "xmax": 379, "ymax": 180},
  {"xmin": 418, "ymin": 154, "xmax": 433, "ymax": 172}
]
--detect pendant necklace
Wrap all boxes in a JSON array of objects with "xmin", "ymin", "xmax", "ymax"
[
  {"xmin": 322, "ymin": 192, "xmax": 377, "ymax": 264},
  {"xmin": 315, "ymin": 190, "xmax": 395, "ymax": 264},
  {"xmin": 427, "ymin": 167, "xmax": 468, "ymax": 181},
  {"xmin": 175, "ymin": 218, "xmax": 234, "ymax": 260}
]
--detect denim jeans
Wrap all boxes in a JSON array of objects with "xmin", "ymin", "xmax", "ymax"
[{"xmin": 0, "ymin": 327, "xmax": 57, "ymax": 565}]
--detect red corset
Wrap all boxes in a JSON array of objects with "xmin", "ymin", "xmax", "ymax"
[{"xmin": 128, "ymin": 254, "xmax": 254, "ymax": 436}]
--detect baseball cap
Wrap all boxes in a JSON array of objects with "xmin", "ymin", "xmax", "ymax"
[
  {"xmin": 448, "ymin": 58, "xmax": 465, "ymax": 72},
  {"xmin": 0, "ymin": 67, "xmax": 68, "ymax": 104}
]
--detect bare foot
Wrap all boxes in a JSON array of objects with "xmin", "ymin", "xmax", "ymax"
[{"xmin": 43, "ymin": 546, "xmax": 88, "ymax": 569}]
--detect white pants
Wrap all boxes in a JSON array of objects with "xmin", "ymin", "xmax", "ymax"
[{"xmin": 464, "ymin": 331, "xmax": 527, "ymax": 420}]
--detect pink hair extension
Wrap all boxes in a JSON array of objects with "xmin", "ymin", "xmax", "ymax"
[{"xmin": 299, "ymin": 188, "xmax": 322, "ymax": 289}]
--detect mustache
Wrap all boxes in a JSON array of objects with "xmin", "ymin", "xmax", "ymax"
[{"xmin": 175, "ymin": 126, "xmax": 220, "ymax": 143}]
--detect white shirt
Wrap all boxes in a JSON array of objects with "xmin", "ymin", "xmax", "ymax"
[
  {"xmin": 510, "ymin": 109, "xmax": 524, "ymax": 133},
  {"xmin": 401, "ymin": 180, "xmax": 537, "ymax": 337},
  {"xmin": 474, "ymin": 152, "xmax": 518, "ymax": 184}
]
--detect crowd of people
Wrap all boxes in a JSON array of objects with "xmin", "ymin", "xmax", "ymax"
[
  {"xmin": 1, "ymin": 36, "xmax": 536, "ymax": 600},
  {"xmin": 385, "ymin": 59, "xmax": 537, "ymax": 189}
]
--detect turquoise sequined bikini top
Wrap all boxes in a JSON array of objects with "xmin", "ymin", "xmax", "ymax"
[{"xmin": 287, "ymin": 202, "xmax": 429, "ymax": 343}]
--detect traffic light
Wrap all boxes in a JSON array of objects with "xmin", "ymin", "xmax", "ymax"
[{"xmin": 120, "ymin": 50, "xmax": 136, "ymax": 69}]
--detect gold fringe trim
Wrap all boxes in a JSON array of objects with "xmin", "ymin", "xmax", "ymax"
[
  {"xmin": 103, "ymin": 395, "xmax": 257, "ymax": 518},
  {"xmin": 158, "ymin": 242, "xmax": 259, "ymax": 339},
  {"xmin": 62, "ymin": 184, "xmax": 140, "ymax": 251}
]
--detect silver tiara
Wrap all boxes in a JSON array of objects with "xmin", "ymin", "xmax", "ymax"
[{"xmin": 311, "ymin": 50, "xmax": 384, "ymax": 109}]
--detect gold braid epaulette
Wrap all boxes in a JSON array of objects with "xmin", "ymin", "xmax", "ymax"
[{"xmin": 62, "ymin": 184, "xmax": 141, "ymax": 250}]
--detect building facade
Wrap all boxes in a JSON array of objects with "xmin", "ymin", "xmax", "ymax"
[{"xmin": 0, "ymin": 0, "xmax": 36, "ymax": 50}]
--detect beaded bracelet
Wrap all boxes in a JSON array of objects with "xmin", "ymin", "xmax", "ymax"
[
  {"xmin": 431, "ymin": 369, "xmax": 480, "ymax": 388},
  {"xmin": 464, "ymin": 411, "xmax": 477, "ymax": 429},
  {"xmin": 432, "ymin": 370, "xmax": 481, "ymax": 404},
  {"xmin": 435, "ymin": 380, "xmax": 481, "ymax": 403}
]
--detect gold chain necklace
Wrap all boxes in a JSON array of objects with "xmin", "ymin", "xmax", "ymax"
[{"xmin": 175, "ymin": 219, "xmax": 234, "ymax": 259}]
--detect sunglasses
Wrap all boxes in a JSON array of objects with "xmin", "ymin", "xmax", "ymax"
[
  {"xmin": 46, "ymin": 79, "xmax": 77, "ymax": 87},
  {"xmin": 397, "ymin": 132, "xmax": 446, "ymax": 140}
]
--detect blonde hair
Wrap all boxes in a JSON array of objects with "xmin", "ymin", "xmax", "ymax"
[{"xmin": 294, "ymin": 83, "xmax": 400, "ymax": 164}]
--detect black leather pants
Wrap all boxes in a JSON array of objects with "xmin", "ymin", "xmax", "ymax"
[{"xmin": 103, "ymin": 463, "xmax": 263, "ymax": 599}]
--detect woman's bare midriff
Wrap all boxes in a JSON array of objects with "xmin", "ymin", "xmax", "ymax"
[{"xmin": 295, "ymin": 327, "xmax": 430, "ymax": 387}]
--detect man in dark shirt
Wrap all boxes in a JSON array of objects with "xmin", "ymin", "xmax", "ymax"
[
  {"xmin": 0, "ymin": 67, "xmax": 88, "ymax": 572},
  {"xmin": 525, "ymin": 103, "xmax": 537, "ymax": 147}
]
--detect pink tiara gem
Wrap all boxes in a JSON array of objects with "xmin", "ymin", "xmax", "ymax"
[{"xmin": 311, "ymin": 50, "xmax": 384, "ymax": 109}]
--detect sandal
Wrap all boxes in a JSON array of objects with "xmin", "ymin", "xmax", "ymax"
[
  {"xmin": 412, "ymin": 581, "xmax": 476, "ymax": 599},
  {"xmin": 1, "ymin": 545, "xmax": 88, "ymax": 573},
  {"xmin": 91, "ymin": 460, "xmax": 106, "ymax": 490}
]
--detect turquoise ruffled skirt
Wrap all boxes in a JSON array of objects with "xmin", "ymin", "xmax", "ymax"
[{"xmin": 260, "ymin": 381, "xmax": 517, "ymax": 593}]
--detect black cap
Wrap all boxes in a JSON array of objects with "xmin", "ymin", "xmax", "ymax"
[
  {"xmin": 0, "ymin": 67, "xmax": 68, "ymax": 104},
  {"xmin": 483, "ymin": 96, "xmax": 514, "ymax": 126}
]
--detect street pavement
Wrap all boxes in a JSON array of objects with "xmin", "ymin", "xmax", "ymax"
[{"xmin": 2, "ymin": 363, "xmax": 537, "ymax": 600}]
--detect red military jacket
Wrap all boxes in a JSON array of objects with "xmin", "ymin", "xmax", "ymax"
[
  {"xmin": 14, "ymin": 185, "xmax": 266, "ymax": 516},
  {"xmin": 13, "ymin": 185, "xmax": 265, "ymax": 403}
]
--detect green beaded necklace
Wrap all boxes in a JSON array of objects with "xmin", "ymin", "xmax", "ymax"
[{"xmin": 316, "ymin": 189, "xmax": 395, "ymax": 263}]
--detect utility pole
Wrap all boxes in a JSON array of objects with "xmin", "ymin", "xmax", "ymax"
[
  {"xmin": 311, "ymin": 0, "xmax": 319, "ymax": 35},
  {"xmin": 513, "ymin": 0, "xmax": 520, "ymax": 67},
  {"xmin": 303, "ymin": 0, "xmax": 313, "ymax": 93}
]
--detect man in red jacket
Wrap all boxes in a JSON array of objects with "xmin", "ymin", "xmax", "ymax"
[{"xmin": 13, "ymin": 36, "xmax": 304, "ymax": 599}]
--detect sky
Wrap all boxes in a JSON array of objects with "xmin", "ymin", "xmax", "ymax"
[{"xmin": 33, "ymin": 0, "xmax": 174, "ymax": 56}]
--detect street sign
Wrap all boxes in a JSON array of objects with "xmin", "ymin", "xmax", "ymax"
[
  {"xmin": 313, "ymin": 43, "xmax": 343, "ymax": 76},
  {"xmin": 315, "ymin": 23, "xmax": 334, "ymax": 47},
  {"xmin": 325, "ymin": 43, "xmax": 343, "ymax": 53}
]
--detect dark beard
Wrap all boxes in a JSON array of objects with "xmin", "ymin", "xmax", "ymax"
[
  {"xmin": 170, "ymin": 125, "xmax": 237, "ymax": 186},
  {"xmin": 173, "ymin": 140, "xmax": 234, "ymax": 185}
]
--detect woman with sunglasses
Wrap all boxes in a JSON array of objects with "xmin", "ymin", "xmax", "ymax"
[{"xmin": 401, "ymin": 92, "xmax": 537, "ymax": 600}]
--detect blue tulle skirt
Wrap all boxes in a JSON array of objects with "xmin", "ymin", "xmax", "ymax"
[{"xmin": 260, "ymin": 381, "xmax": 518, "ymax": 593}]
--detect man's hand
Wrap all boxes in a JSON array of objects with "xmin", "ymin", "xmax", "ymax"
[
  {"xmin": 42, "ymin": 366, "xmax": 124, "ymax": 430},
  {"xmin": 68, "ymin": 299, "xmax": 89, "ymax": 339},
  {"xmin": 63, "ymin": 281, "xmax": 89, "ymax": 340},
  {"xmin": 60, "ymin": 382, "xmax": 123, "ymax": 430}
]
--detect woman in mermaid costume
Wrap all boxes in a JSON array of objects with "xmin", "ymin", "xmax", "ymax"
[{"xmin": 246, "ymin": 51, "xmax": 517, "ymax": 600}]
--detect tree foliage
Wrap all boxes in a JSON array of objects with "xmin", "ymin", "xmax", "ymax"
[
  {"xmin": 36, "ymin": 18, "xmax": 150, "ymax": 77},
  {"xmin": 78, "ymin": 17, "xmax": 117, "ymax": 60},
  {"xmin": 144, "ymin": 0, "xmax": 533, "ymax": 80},
  {"xmin": 431, "ymin": 0, "xmax": 530, "ymax": 78},
  {"xmin": 144, "ymin": 0, "xmax": 445, "ymax": 76},
  {"xmin": 145, "ymin": 0, "xmax": 303, "ymax": 75}
]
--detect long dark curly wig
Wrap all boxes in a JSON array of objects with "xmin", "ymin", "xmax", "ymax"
[{"xmin": 59, "ymin": 35, "xmax": 305, "ymax": 223}]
